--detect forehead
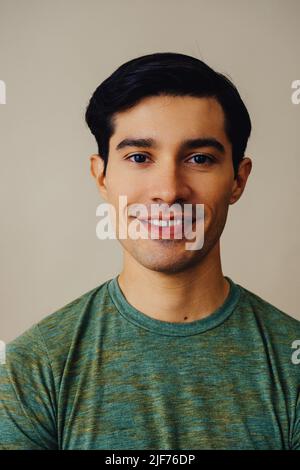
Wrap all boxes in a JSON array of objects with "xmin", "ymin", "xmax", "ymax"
[{"xmin": 110, "ymin": 95, "xmax": 229, "ymax": 148}]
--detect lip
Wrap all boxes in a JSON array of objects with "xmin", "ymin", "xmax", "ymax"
[
  {"xmin": 133, "ymin": 216, "xmax": 196, "ymax": 240},
  {"xmin": 136, "ymin": 216, "xmax": 195, "ymax": 222}
]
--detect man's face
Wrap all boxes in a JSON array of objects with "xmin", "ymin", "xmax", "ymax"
[{"xmin": 91, "ymin": 95, "xmax": 251, "ymax": 274}]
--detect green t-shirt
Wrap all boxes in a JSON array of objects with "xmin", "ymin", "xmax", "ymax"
[{"xmin": 0, "ymin": 275, "xmax": 300, "ymax": 450}]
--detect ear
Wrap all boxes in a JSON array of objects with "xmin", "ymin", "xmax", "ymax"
[
  {"xmin": 90, "ymin": 154, "xmax": 108, "ymax": 200},
  {"xmin": 229, "ymin": 157, "xmax": 252, "ymax": 205}
]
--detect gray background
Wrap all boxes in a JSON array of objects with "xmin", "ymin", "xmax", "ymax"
[{"xmin": 0, "ymin": 0, "xmax": 299, "ymax": 342}]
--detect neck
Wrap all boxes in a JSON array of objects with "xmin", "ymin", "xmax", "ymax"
[{"xmin": 118, "ymin": 241, "xmax": 230, "ymax": 323}]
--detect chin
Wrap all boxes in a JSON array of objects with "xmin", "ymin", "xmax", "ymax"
[{"xmin": 132, "ymin": 248, "xmax": 204, "ymax": 274}]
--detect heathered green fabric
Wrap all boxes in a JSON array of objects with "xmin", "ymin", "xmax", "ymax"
[{"xmin": 0, "ymin": 275, "xmax": 300, "ymax": 450}]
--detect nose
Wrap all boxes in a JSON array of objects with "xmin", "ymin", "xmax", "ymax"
[{"xmin": 149, "ymin": 159, "xmax": 192, "ymax": 206}]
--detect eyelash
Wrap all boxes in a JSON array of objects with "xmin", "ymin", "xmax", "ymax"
[{"xmin": 126, "ymin": 153, "xmax": 215, "ymax": 166}]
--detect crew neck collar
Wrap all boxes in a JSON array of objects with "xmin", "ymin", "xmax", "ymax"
[{"xmin": 107, "ymin": 275, "xmax": 241, "ymax": 336}]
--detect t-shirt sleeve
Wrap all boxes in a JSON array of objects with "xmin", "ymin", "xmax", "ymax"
[{"xmin": 0, "ymin": 324, "xmax": 58, "ymax": 449}]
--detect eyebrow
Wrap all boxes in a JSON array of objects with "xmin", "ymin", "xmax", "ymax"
[{"xmin": 115, "ymin": 136, "xmax": 226, "ymax": 154}]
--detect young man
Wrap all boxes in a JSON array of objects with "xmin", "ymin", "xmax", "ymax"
[{"xmin": 0, "ymin": 53, "xmax": 299, "ymax": 450}]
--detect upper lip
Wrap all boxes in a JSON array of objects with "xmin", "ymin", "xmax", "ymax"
[{"xmin": 136, "ymin": 215, "xmax": 195, "ymax": 222}]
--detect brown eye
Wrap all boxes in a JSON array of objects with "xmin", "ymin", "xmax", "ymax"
[
  {"xmin": 127, "ymin": 154, "xmax": 149, "ymax": 163},
  {"xmin": 189, "ymin": 154, "xmax": 214, "ymax": 165}
]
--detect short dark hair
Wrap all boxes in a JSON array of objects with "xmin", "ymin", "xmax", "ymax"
[{"xmin": 85, "ymin": 52, "xmax": 251, "ymax": 179}]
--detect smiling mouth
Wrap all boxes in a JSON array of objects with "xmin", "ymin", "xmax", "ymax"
[
  {"xmin": 124, "ymin": 215, "xmax": 203, "ymax": 244},
  {"xmin": 137, "ymin": 218, "xmax": 187, "ymax": 227},
  {"xmin": 133, "ymin": 216, "xmax": 197, "ymax": 235},
  {"xmin": 135, "ymin": 216, "xmax": 195, "ymax": 226}
]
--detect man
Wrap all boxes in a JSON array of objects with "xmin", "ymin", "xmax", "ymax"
[{"xmin": 0, "ymin": 52, "xmax": 299, "ymax": 450}]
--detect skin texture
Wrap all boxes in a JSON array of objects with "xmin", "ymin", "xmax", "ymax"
[{"xmin": 90, "ymin": 95, "xmax": 252, "ymax": 323}]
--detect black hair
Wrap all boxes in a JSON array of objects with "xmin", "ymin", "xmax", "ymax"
[{"xmin": 85, "ymin": 52, "xmax": 251, "ymax": 179}]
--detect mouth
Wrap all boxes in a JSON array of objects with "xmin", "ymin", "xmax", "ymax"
[
  {"xmin": 136, "ymin": 215, "xmax": 195, "ymax": 226},
  {"xmin": 131, "ymin": 216, "xmax": 197, "ymax": 240}
]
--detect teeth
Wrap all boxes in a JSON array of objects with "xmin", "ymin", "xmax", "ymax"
[{"xmin": 148, "ymin": 219, "xmax": 182, "ymax": 227}]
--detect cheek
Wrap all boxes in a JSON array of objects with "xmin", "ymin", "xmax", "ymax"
[
  {"xmin": 107, "ymin": 165, "xmax": 146, "ymax": 199},
  {"xmin": 105, "ymin": 176, "xmax": 142, "ymax": 216},
  {"xmin": 198, "ymin": 173, "xmax": 233, "ymax": 204},
  {"xmin": 198, "ymin": 183, "xmax": 232, "ymax": 225}
]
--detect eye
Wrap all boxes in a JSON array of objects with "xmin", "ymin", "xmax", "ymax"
[
  {"xmin": 126, "ymin": 153, "xmax": 150, "ymax": 164},
  {"xmin": 125, "ymin": 153, "xmax": 215, "ymax": 165},
  {"xmin": 187, "ymin": 154, "xmax": 215, "ymax": 165}
]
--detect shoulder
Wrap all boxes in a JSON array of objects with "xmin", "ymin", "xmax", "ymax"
[
  {"xmin": 37, "ymin": 279, "xmax": 110, "ymax": 340},
  {"xmin": 236, "ymin": 281, "xmax": 300, "ymax": 339},
  {"xmin": 5, "ymin": 279, "xmax": 111, "ymax": 369}
]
